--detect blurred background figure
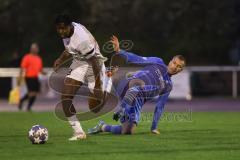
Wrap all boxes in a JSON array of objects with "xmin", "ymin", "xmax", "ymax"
[{"xmin": 18, "ymin": 43, "xmax": 45, "ymax": 111}]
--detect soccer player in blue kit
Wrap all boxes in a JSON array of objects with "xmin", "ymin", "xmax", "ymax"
[{"xmin": 88, "ymin": 35, "xmax": 186, "ymax": 135}]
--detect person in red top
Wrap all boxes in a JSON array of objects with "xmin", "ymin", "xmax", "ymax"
[{"xmin": 18, "ymin": 43, "xmax": 44, "ymax": 111}]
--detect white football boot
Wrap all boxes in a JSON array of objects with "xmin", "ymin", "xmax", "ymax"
[
  {"xmin": 68, "ymin": 132, "xmax": 87, "ymax": 141},
  {"xmin": 151, "ymin": 129, "xmax": 160, "ymax": 135}
]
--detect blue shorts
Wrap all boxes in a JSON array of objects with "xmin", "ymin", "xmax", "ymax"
[
  {"xmin": 120, "ymin": 105, "xmax": 141, "ymax": 124},
  {"xmin": 119, "ymin": 85, "xmax": 159, "ymax": 125}
]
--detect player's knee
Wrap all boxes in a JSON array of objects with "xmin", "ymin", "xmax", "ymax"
[
  {"xmin": 129, "ymin": 79, "xmax": 145, "ymax": 88},
  {"xmin": 61, "ymin": 94, "xmax": 73, "ymax": 101},
  {"xmin": 64, "ymin": 77, "xmax": 82, "ymax": 86}
]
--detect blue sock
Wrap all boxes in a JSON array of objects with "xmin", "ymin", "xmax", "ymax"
[
  {"xmin": 103, "ymin": 125, "xmax": 111, "ymax": 132},
  {"xmin": 103, "ymin": 125, "xmax": 122, "ymax": 134}
]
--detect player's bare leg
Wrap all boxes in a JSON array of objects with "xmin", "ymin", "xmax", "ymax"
[{"xmin": 61, "ymin": 77, "xmax": 86, "ymax": 140}]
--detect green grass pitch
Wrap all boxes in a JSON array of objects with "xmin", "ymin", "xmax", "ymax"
[{"xmin": 0, "ymin": 112, "xmax": 240, "ymax": 160}]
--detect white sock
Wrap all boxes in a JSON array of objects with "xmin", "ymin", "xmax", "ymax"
[{"xmin": 67, "ymin": 115, "xmax": 84, "ymax": 134}]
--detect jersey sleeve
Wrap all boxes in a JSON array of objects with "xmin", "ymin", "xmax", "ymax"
[
  {"xmin": 118, "ymin": 50, "xmax": 164, "ymax": 65},
  {"xmin": 151, "ymin": 93, "xmax": 170, "ymax": 131}
]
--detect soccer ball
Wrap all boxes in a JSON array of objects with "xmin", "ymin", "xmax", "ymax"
[{"xmin": 28, "ymin": 125, "xmax": 48, "ymax": 144}]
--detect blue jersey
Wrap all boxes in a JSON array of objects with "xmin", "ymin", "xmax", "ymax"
[
  {"xmin": 117, "ymin": 50, "xmax": 172, "ymax": 130},
  {"xmin": 132, "ymin": 64, "xmax": 172, "ymax": 94}
]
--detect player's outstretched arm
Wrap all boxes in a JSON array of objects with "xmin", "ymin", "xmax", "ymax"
[
  {"xmin": 110, "ymin": 35, "xmax": 163, "ymax": 65},
  {"xmin": 53, "ymin": 50, "xmax": 71, "ymax": 71},
  {"xmin": 110, "ymin": 35, "xmax": 145, "ymax": 63},
  {"xmin": 151, "ymin": 93, "xmax": 170, "ymax": 133}
]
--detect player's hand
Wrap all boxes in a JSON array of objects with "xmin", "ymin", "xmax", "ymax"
[
  {"xmin": 110, "ymin": 35, "xmax": 120, "ymax": 53},
  {"xmin": 113, "ymin": 112, "xmax": 120, "ymax": 121},
  {"xmin": 113, "ymin": 110, "xmax": 123, "ymax": 121},
  {"xmin": 53, "ymin": 59, "xmax": 61, "ymax": 72},
  {"xmin": 106, "ymin": 66, "xmax": 118, "ymax": 77}
]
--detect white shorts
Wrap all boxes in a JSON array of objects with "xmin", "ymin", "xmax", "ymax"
[{"xmin": 66, "ymin": 60, "xmax": 112, "ymax": 93}]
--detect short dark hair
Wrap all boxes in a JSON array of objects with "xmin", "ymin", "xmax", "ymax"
[
  {"xmin": 55, "ymin": 14, "xmax": 72, "ymax": 25},
  {"xmin": 174, "ymin": 55, "xmax": 186, "ymax": 65}
]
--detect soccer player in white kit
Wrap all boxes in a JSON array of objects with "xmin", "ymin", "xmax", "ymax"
[{"xmin": 53, "ymin": 14, "xmax": 110, "ymax": 140}]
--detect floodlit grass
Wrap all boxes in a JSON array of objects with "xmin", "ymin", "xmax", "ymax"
[{"xmin": 0, "ymin": 112, "xmax": 240, "ymax": 160}]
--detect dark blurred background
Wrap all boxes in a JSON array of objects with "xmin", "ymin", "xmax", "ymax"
[
  {"xmin": 0, "ymin": 0, "xmax": 240, "ymax": 67},
  {"xmin": 0, "ymin": 0, "xmax": 240, "ymax": 98}
]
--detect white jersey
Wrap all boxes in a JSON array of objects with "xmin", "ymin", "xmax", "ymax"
[
  {"xmin": 63, "ymin": 22, "xmax": 112, "ymax": 93},
  {"xmin": 63, "ymin": 22, "xmax": 105, "ymax": 61}
]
